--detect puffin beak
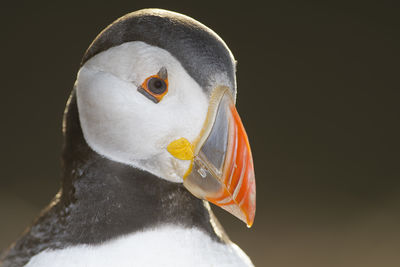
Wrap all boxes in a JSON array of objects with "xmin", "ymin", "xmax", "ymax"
[{"xmin": 167, "ymin": 86, "xmax": 256, "ymax": 227}]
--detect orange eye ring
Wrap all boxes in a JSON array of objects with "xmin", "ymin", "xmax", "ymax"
[{"xmin": 137, "ymin": 67, "xmax": 169, "ymax": 103}]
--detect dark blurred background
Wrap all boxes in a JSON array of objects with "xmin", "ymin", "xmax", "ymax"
[{"xmin": 1, "ymin": 1, "xmax": 399, "ymax": 266}]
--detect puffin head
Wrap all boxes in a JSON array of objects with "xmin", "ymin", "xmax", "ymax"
[{"xmin": 74, "ymin": 9, "xmax": 255, "ymax": 226}]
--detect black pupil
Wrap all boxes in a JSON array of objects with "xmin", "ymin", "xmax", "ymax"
[
  {"xmin": 148, "ymin": 78, "xmax": 166, "ymax": 94},
  {"xmin": 154, "ymin": 80, "xmax": 162, "ymax": 88}
]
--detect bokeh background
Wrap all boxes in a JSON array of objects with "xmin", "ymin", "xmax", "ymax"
[{"xmin": 1, "ymin": 1, "xmax": 399, "ymax": 266}]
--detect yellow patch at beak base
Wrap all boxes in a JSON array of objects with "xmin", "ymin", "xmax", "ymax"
[{"xmin": 167, "ymin": 137, "xmax": 194, "ymax": 161}]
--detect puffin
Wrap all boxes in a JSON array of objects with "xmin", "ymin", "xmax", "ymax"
[{"xmin": 0, "ymin": 9, "xmax": 256, "ymax": 267}]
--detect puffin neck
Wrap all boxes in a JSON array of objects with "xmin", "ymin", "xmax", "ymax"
[{"xmin": 59, "ymin": 90, "xmax": 222, "ymax": 243}]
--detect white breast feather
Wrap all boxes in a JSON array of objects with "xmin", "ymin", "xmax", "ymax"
[{"xmin": 24, "ymin": 225, "xmax": 253, "ymax": 267}]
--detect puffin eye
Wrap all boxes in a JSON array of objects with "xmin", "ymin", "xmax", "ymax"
[
  {"xmin": 147, "ymin": 77, "xmax": 167, "ymax": 95},
  {"xmin": 137, "ymin": 67, "xmax": 168, "ymax": 103}
]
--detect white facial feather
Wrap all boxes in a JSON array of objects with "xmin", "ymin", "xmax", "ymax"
[
  {"xmin": 24, "ymin": 225, "xmax": 254, "ymax": 267},
  {"xmin": 76, "ymin": 42, "xmax": 208, "ymax": 182}
]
